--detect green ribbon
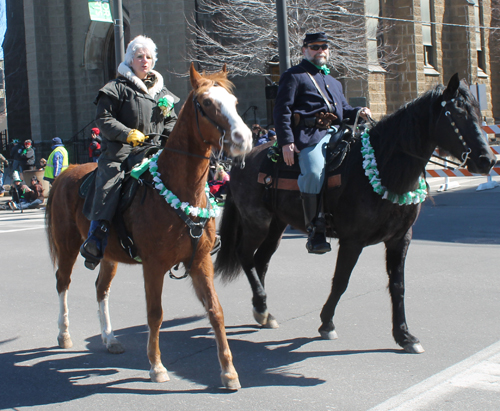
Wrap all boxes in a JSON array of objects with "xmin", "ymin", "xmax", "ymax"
[{"xmin": 310, "ymin": 61, "xmax": 330, "ymax": 75}]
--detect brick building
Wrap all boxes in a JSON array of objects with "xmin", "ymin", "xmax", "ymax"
[{"xmin": 3, "ymin": 0, "xmax": 499, "ymax": 161}]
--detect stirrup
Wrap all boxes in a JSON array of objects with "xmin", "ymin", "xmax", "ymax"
[
  {"xmin": 306, "ymin": 227, "xmax": 331, "ymax": 255},
  {"xmin": 84, "ymin": 258, "xmax": 100, "ymax": 270},
  {"xmin": 80, "ymin": 238, "xmax": 103, "ymax": 270}
]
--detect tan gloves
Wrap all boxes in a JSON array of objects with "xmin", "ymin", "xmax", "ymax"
[{"xmin": 126, "ymin": 129, "xmax": 147, "ymax": 147}]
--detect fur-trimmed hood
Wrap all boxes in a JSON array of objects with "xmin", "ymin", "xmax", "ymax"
[{"xmin": 117, "ymin": 62, "xmax": 164, "ymax": 97}]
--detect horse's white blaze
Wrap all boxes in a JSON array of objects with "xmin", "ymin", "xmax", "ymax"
[{"xmin": 206, "ymin": 86, "xmax": 252, "ymax": 155}]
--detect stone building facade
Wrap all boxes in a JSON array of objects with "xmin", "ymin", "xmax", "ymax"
[{"xmin": 3, "ymin": 0, "xmax": 499, "ymax": 159}]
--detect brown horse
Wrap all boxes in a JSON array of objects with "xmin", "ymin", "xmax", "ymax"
[{"xmin": 45, "ymin": 63, "xmax": 252, "ymax": 390}]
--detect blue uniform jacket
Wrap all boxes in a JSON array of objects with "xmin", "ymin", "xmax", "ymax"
[{"xmin": 274, "ymin": 59, "xmax": 359, "ymax": 150}]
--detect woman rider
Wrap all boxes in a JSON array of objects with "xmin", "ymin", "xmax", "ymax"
[{"xmin": 80, "ymin": 35, "xmax": 179, "ymax": 270}]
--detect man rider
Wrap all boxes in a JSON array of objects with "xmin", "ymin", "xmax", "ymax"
[{"xmin": 273, "ymin": 32, "xmax": 371, "ymax": 254}]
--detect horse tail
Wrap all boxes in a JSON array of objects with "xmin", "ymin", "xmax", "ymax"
[
  {"xmin": 214, "ymin": 187, "xmax": 243, "ymax": 282},
  {"xmin": 45, "ymin": 180, "xmax": 57, "ymax": 267}
]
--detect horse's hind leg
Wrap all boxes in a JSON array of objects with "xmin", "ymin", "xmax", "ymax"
[
  {"xmin": 191, "ymin": 254, "xmax": 240, "ymax": 390},
  {"xmin": 319, "ymin": 240, "xmax": 363, "ymax": 340},
  {"xmin": 385, "ymin": 234, "xmax": 424, "ymax": 354},
  {"xmin": 250, "ymin": 218, "xmax": 287, "ymax": 328},
  {"xmin": 96, "ymin": 259, "xmax": 124, "ymax": 354}
]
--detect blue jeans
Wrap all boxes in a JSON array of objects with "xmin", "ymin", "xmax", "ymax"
[
  {"xmin": 0, "ymin": 171, "xmax": 4, "ymax": 194},
  {"xmin": 297, "ymin": 132, "xmax": 333, "ymax": 194},
  {"xmin": 15, "ymin": 199, "xmax": 43, "ymax": 210}
]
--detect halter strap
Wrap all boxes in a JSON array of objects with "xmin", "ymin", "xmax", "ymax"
[
  {"xmin": 437, "ymin": 98, "xmax": 472, "ymax": 167},
  {"xmin": 193, "ymin": 95, "xmax": 226, "ymax": 146}
]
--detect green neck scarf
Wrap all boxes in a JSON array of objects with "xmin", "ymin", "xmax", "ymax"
[{"xmin": 309, "ymin": 60, "xmax": 330, "ymax": 75}]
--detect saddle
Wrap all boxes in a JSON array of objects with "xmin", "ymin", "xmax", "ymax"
[
  {"xmin": 79, "ymin": 145, "xmax": 161, "ymax": 262},
  {"xmin": 258, "ymin": 125, "xmax": 353, "ymax": 193}
]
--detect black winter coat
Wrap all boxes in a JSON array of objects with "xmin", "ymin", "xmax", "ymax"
[{"xmin": 95, "ymin": 74, "xmax": 178, "ymax": 162}]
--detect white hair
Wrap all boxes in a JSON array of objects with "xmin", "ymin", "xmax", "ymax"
[{"xmin": 124, "ymin": 35, "xmax": 158, "ymax": 69}]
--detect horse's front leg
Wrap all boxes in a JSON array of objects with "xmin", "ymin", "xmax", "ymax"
[
  {"xmin": 319, "ymin": 240, "xmax": 363, "ymax": 339},
  {"xmin": 191, "ymin": 253, "xmax": 240, "ymax": 390},
  {"xmin": 55, "ymin": 247, "xmax": 80, "ymax": 349},
  {"xmin": 96, "ymin": 259, "xmax": 124, "ymax": 354},
  {"xmin": 143, "ymin": 263, "xmax": 169, "ymax": 383},
  {"xmin": 385, "ymin": 232, "xmax": 424, "ymax": 354}
]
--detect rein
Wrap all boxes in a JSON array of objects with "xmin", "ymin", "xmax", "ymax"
[
  {"xmin": 143, "ymin": 137, "xmax": 211, "ymax": 160},
  {"xmin": 144, "ymin": 95, "xmax": 228, "ymax": 280}
]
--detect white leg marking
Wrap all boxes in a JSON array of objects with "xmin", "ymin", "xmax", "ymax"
[
  {"xmin": 98, "ymin": 291, "xmax": 124, "ymax": 354},
  {"xmin": 57, "ymin": 290, "xmax": 72, "ymax": 348}
]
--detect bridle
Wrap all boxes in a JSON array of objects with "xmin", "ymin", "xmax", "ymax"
[
  {"xmin": 396, "ymin": 97, "xmax": 472, "ymax": 170},
  {"xmin": 193, "ymin": 91, "xmax": 246, "ymax": 168},
  {"xmin": 435, "ymin": 98, "xmax": 471, "ymax": 168},
  {"xmin": 193, "ymin": 93, "xmax": 227, "ymax": 150}
]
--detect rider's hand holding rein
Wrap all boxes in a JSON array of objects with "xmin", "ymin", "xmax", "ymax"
[
  {"xmin": 358, "ymin": 107, "xmax": 372, "ymax": 121},
  {"xmin": 127, "ymin": 129, "xmax": 148, "ymax": 147},
  {"xmin": 283, "ymin": 143, "xmax": 300, "ymax": 166}
]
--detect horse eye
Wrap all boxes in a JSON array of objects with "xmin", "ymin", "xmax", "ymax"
[{"xmin": 203, "ymin": 99, "xmax": 212, "ymax": 107}]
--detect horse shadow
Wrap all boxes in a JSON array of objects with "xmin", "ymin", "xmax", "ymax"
[{"xmin": 0, "ymin": 316, "xmax": 399, "ymax": 408}]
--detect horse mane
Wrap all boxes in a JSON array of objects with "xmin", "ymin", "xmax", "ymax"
[
  {"xmin": 195, "ymin": 71, "xmax": 234, "ymax": 96},
  {"xmin": 367, "ymin": 81, "xmax": 479, "ymax": 194}
]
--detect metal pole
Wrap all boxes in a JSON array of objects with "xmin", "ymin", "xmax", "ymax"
[
  {"xmin": 276, "ymin": 0, "xmax": 290, "ymax": 75},
  {"xmin": 113, "ymin": 0, "xmax": 125, "ymax": 70}
]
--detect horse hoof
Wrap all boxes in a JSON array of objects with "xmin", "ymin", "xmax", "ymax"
[
  {"xmin": 57, "ymin": 334, "xmax": 73, "ymax": 349},
  {"xmin": 319, "ymin": 330, "xmax": 338, "ymax": 340},
  {"xmin": 221, "ymin": 373, "xmax": 241, "ymax": 390},
  {"xmin": 150, "ymin": 366, "xmax": 170, "ymax": 383},
  {"xmin": 403, "ymin": 342, "xmax": 425, "ymax": 354},
  {"xmin": 253, "ymin": 308, "xmax": 279, "ymax": 329},
  {"xmin": 262, "ymin": 313, "xmax": 279, "ymax": 329},
  {"xmin": 106, "ymin": 341, "xmax": 125, "ymax": 354}
]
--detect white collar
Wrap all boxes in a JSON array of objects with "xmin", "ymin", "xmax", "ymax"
[{"xmin": 117, "ymin": 62, "xmax": 164, "ymax": 97}]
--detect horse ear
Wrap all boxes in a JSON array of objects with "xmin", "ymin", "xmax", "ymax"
[
  {"xmin": 444, "ymin": 73, "xmax": 460, "ymax": 98},
  {"xmin": 190, "ymin": 62, "xmax": 203, "ymax": 90},
  {"xmin": 222, "ymin": 64, "xmax": 227, "ymax": 74}
]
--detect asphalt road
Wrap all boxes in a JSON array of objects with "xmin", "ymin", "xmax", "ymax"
[{"xmin": 0, "ymin": 176, "xmax": 499, "ymax": 410}]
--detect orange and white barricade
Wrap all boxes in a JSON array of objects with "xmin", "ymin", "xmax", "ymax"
[{"xmin": 425, "ymin": 135, "xmax": 500, "ymax": 191}]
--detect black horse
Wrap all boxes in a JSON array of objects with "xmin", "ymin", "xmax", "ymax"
[{"xmin": 215, "ymin": 74, "xmax": 495, "ymax": 354}]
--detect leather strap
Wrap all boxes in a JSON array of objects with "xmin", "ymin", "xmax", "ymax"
[{"xmin": 306, "ymin": 72, "xmax": 334, "ymax": 113}]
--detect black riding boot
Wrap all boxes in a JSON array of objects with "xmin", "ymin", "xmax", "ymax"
[
  {"xmin": 80, "ymin": 220, "xmax": 110, "ymax": 270},
  {"xmin": 301, "ymin": 193, "xmax": 331, "ymax": 254}
]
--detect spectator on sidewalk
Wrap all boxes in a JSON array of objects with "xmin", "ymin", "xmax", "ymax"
[
  {"xmin": 0, "ymin": 153, "xmax": 8, "ymax": 197},
  {"xmin": 20, "ymin": 139, "xmax": 36, "ymax": 171},
  {"xmin": 10, "ymin": 140, "xmax": 24, "ymax": 177},
  {"xmin": 6, "ymin": 172, "xmax": 44, "ymax": 210},
  {"xmin": 44, "ymin": 137, "xmax": 69, "ymax": 184},
  {"xmin": 89, "ymin": 128, "xmax": 102, "ymax": 163}
]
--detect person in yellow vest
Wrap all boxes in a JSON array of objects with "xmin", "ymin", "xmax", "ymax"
[{"xmin": 44, "ymin": 137, "xmax": 69, "ymax": 184}]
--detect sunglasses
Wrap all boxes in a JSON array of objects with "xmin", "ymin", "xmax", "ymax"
[{"xmin": 307, "ymin": 44, "xmax": 329, "ymax": 51}]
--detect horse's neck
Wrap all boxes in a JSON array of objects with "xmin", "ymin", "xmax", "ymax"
[
  {"xmin": 370, "ymin": 105, "xmax": 436, "ymax": 194},
  {"xmin": 157, "ymin": 107, "xmax": 211, "ymax": 204}
]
